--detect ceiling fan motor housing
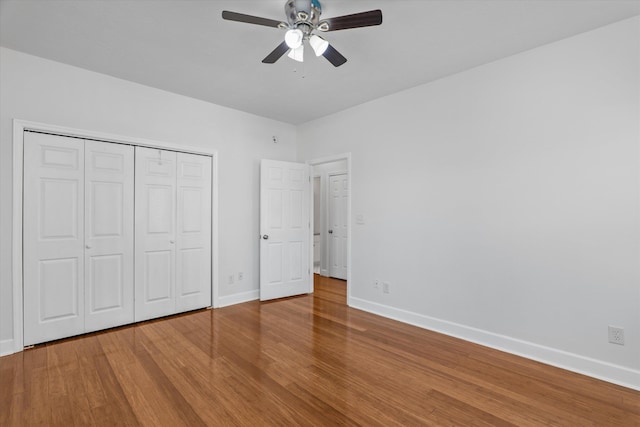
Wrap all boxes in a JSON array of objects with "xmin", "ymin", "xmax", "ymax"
[{"xmin": 286, "ymin": 0, "xmax": 322, "ymax": 34}]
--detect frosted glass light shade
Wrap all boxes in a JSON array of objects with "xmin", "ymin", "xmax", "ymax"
[
  {"xmin": 287, "ymin": 45, "xmax": 304, "ymax": 62},
  {"xmin": 285, "ymin": 29, "xmax": 304, "ymax": 49},
  {"xmin": 309, "ymin": 35, "xmax": 328, "ymax": 56}
]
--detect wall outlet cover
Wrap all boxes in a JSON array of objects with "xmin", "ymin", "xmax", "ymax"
[{"xmin": 608, "ymin": 326, "xmax": 624, "ymax": 345}]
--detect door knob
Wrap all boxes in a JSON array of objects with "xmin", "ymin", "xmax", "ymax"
[
  {"xmin": 328, "ymin": 230, "xmax": 333, "ymax": 234},
  {"xmin": 85, "ymin": 244, "xmax": 91, "ymax": 249},
  {"xmin": 170, "ymin": 240, "xmax": 175, "ymax": 244},
  {"xmin": 262, "ymin": 235, "xmax": 269, "ymax": 240}
]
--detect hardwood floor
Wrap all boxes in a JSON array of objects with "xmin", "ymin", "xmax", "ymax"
[{"xmin": 1, "ymin": 275, "xmax": 638, "ymax": 426}]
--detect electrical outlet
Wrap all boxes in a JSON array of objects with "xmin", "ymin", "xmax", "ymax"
[
  {"xmin": 608, "ymin": 326, "xmax": 624, "ymax": 345},
  {"xmin": 374, "ymin": 279, "xmax": 380, "ymax": 290},
  {"xmin": 228, "ymin": 275, "xmax": 234, "ymax": 285},
  {"xmin": 238, "ymin": 272, "xmax": 244, "ymax": 281},
  {"xmin": 382, "ymin": 282, "xmax": 390, "ymax": 294}
]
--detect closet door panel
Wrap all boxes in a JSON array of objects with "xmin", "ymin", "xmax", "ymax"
[
  {"xmin": 23, "ymin": 132, "xmax": 85, "ymax": 346},
  {"xmin": 84, "ymin": 141, "xmax": 134, "ymax": 332},
  {"xmin": 176, "ymin": 153, "xmax": 212, "ymax": 312},
  {"xmin": 135, "ymin": 147, "xmax": 177, "ymax": 321}
]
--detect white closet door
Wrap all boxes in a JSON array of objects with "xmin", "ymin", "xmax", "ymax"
[
  {"xmin": 175, "ymin": 153, "xmax": 212, "ymax": 312},
  {"xmin": 24, "ymin": 132, "xmax": 85, "ymax": 346},
  {"xmin": 84, "ymin": 141, "xmax": 134, "ymax": 332},
  {"xmin": 135, "ymin": 147, "xmax": 177, "ymax": 321}
]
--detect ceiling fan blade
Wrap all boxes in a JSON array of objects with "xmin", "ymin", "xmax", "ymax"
[
  {"xmin": 262, "ymin": 41, "xmax": 290, "ymax": 64},
  {"xmin": 321, "ymin": 10, "xmax": 382, "ymax": 31},
  {"xmin": 322, "ymin": 44, "xmax": 347, "ymax": 67},
  {"xmin": 222, "ymin": 11, "xmax": 284, "ymax": 28}
]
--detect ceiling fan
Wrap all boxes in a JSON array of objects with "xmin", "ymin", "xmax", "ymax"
[{"xmin": 221, "ymin": 0, "xmax": 382, "ymax": 67}]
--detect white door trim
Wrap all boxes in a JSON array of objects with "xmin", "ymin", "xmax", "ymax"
[
  {"xmin": 10, "ymin": 119, "xmax": 219, "ymax": 355},
  {"xmin": 306, "ymin": 153, "xmax": 352, "ymax": 305}
]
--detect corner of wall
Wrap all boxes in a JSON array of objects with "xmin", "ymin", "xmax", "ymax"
[{"xmin": 217, "ymin": 289, "xmax": 260, "ymax": 308}]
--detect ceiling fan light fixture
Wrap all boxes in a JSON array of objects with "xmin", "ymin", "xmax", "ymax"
[
  {"xmin": 309, "ymin": 35, "xmax": 328, "ymax": 56},
  {"xmin": 284, "ymin": 28, "xmax": 304, "ymax": 48},
  {"xmin": 223, "ymin": 1, "xmax": 383, "ymax": 67},
  {"xmin": 287, "ymin": 44, "xmax": 305, "ymax": 62}
]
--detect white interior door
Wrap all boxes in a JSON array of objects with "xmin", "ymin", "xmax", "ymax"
[
  {"xmin": 84, "ymin": 141, "xmax": 134, "ymax": 332},
  {"xmin": 329, "ymin": 173, "xmax": 348, "ymax": 280},
  {"xmin": 175, "ymin": 152, "xmax": 212, "ymax": 312},
  {"xmin": 23, "ymin": 132, "xmax": 85, "ymax": 345},
  {"xmin": 260, "ymin": 159, "xmax": 311, "ymax": 301},
  {"xmin": 135, "ymin": 147, "xmax": 177, "ymax": 321}
]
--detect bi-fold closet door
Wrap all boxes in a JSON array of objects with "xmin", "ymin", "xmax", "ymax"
[
  {"xmin": 134, "ymin": 147, "xmax": 212, "ymax": 322},
  {"xmin": 23, "ymin": 132, "xmax": 134, "ymax": 346},
  {"xmin": 23, "ymin": 133, "xmax": 212, "ymax": 346}
]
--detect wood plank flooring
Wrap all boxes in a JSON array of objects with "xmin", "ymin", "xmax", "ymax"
[{"xmin": 1, "ymin": 275, "xmax": 639, "ymax": 426}]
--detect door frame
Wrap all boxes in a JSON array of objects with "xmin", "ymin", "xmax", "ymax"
[
  {"xmin": 10, "ymin": 119, "xmax": 219, "ymax": 354},
  {"xmin": 306, "ymin": 153, "xmax": 352, "ymax": 305}
]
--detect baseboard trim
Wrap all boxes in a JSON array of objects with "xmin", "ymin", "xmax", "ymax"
[
  {"xmin": 349, "ymin": 296, "xmax": 639, "ymax": 391},
  {"xmin": 217, "ymin": 290, "xmax": 260, "ymax": 308},
  {"xmin": 0, "ymin": 339, "xmax": 17, "ymax": 357}
]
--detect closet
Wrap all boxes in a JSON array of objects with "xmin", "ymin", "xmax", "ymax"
[{"xmin": 23, "ymin": 132, "xmax": 212, "ymax": 346}]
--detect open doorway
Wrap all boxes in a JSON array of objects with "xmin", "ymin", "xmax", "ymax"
[{"xmin": 308, "ymin": 155, "xmax": 350, "ymax": 303}]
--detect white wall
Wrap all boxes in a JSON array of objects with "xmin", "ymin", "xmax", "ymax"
[
  {"xmin": 0, "ymin": 47, "xmax": 297, "ymax": 353},
  {"xmin": 298, "ymin": 17, "xmax": 640, "ymax": 389}
]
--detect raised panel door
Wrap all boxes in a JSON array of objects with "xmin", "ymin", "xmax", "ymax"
[
  {"xmin": 135, "ymin": 147, "xmax": 177, "ymax": 321},
  {"xmin": 329, "ymin": 174, "xmax": 348, "ymax": 280},
  {"xmin": 84, "ymin": 140, "xmax": 134, "ymax": 332},
  {"xmin": 23, "ymin": 132, "xmax": 85, "ymax": 345},
  {"xmin": 175, "ymin": 153, "xmax": 212, "ymax": 312},
  {"xmin": 260, "ymin": 160, "xmax": 311, "ymax": 301}
]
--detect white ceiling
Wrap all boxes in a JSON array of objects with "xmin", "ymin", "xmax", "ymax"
[{"xmin": 1, "ymin": 0, "xmax": 639, "ymax": 125}]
